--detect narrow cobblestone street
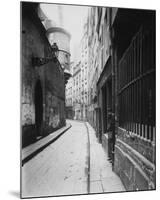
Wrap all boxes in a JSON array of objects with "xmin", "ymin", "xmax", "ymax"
[{"xmin": 22, "ymin": 120, "xmax": 125, "ymax": 198}]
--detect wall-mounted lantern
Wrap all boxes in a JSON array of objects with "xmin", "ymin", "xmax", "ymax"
[{"xmin": 51, "ymin": 42, "xmax": 59, "ymax": 58}]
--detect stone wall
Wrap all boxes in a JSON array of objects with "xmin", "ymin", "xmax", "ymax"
[
  {"xmin": 114, "ymin": 127, "xmax": 155, "ymax": 191},
  {"xmin": 43, "ymin": 63, "xmax": 65, "ymax": 134},
  {"xmin": 22, "ymin": 4, "xmax": 65, "ymax": 147}
]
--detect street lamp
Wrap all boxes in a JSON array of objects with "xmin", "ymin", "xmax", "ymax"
[
  {"xmin": 32, "ymin": 42, "xmax": 72, "ymax": 84},
  {"xmin": 51, "ymin": 42, "xmax": 59, "ymax": 58}
]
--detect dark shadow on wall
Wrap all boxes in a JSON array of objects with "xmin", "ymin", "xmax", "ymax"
[{"xmin": 34, "ymin": 79, "xmax": 43, "ymax": 137}]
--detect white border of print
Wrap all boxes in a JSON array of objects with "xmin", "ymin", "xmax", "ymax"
[{"xmin": 0, "ymin": 0, "xmax": 159, "ymax": 200}]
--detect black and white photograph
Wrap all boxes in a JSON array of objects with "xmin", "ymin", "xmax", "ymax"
[{"xmin": 21, "ymin": 1, "xmax": 156, "ymax": 198}]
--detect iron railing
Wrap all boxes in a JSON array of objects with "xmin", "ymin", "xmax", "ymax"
[{"xmin": 118, "ymin": 25, "xmax": 155, "ymax": 142}]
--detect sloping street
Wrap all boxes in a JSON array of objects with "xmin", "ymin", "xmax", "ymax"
[
  {"xmin": 21, "ymin": 3, "xmax": 155, "ymax": 196},
  {"xmin": 22, "ymin": 120, "xmax": 125, "ymax": 198}
]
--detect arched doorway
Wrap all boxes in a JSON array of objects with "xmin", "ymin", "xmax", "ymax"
[{"xmin": 34, "ymin": 80, "xmax": 43, "ymax": 137}]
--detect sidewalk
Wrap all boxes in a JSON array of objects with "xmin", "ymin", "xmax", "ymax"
[
  {"xmin": 22, "ymin": 123, "xmax": 71, "ymax": 166},
  {"xmin": 85, "ymin": 122, "xmax": 126, "ymax": 193}
]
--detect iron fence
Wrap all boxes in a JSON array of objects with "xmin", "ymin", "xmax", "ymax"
[{"xmin": 118, "ymin": 25, "xmax": 155, "ymax": 142}]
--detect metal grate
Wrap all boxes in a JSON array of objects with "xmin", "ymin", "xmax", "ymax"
[{"xmin": 118, "ymin": 25, "xmax": 155, "ymax": 142}]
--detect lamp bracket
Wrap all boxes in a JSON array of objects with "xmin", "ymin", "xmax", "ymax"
[{"xmin": 32, "ymin": 56, "xmax": 57, "ymax": 67}]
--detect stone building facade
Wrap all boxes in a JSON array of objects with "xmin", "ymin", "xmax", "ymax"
[
  {"xmin": 87, "ymin": 7, "xmax": 111, "ymax": 131},
  {"xmin": 79, "ymin": 22, "xmax": 89, "ymax": 121},
  {"xmin": 65, "ymin": 22, "xmax": 89, "ymax": 121},
  {"xmin": 65, "ymin": 63, "xmax": 74, "ymax": 119},
  {"xmin": 72, "ymin": 61, "xmax": 82, "ymax": 120},
  {"xmin": 65, "ymin": 78, "xmax": 74, "ymax": 119},
  {"xmin": 21, "ymin": 2, "xmax": 66, "ymax": 147}
]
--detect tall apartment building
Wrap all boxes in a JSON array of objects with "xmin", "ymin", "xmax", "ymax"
[
  {"xmin": 72, "ymin": 61, "xmax": 81, "ymax": 120},
  {"xmin": 66, "ymin": 21, "xmax": 89, "ymax": 121},
  {"xmin": 87, "ymin": 7, "xmax": 110, "ymax": 130},
  {"xmin": 80, "ymin": 22, "xmax": 89, "ymax": 120}
]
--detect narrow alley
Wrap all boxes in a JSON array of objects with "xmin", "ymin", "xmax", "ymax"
[
  {"xmin": 22, "ymin": 120, "xmax": 125, "ymax": 198},
  {"xmin": 21, "ymin": 2, "xmax": 156, "ymax": 198}
]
